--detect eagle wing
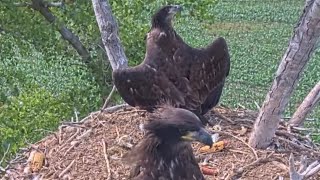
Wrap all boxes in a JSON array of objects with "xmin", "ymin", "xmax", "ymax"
[
  {"xmin": 173, "ymin": 37, "xmax": 230, "ymax": 114},
  {"xmin": 112, "ymin": 64, "xmax": 186, "ymax": 109}
]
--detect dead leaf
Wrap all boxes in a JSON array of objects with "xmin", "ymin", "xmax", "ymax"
[{"xmin": 30, "ymin": 151, "xmax": 45, "ymax": 172}]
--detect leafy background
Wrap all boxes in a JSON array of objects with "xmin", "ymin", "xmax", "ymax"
[{"xmin": 0, "ymin": 0, "xmax": 319, "ymax": 168}]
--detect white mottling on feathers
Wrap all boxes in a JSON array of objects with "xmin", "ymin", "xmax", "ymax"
[
  {"xmin": 193, "ymin": 174, "xmax": 197, "ymax": 179},
  {"xmin": 169, "ymin": 167, "xmax": 174, "ymax": 179}
]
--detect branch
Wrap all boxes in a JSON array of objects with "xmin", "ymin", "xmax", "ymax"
[
  {"xmin": 44, "ymin": 1, "xmax": 64, "ymax": 7},
  {"xmin": 289, "ymin": 81, "xmax": 320, "ymax": 126},
  {"xmin": 20, "ymin": 0, "xmax": 91, "ymax": 64},
  {"xmin": 14, "ymin": 1, "xmax": 64, "ymax": 8},
  {"xmin": 0, "ymin": 144, "xmax": 10, "ymax": 166},
  {"xmin": 101, "ymin": 85, "xmax": 116, "ymax": 110},
  {"xmin": 289, "ymin": 153, "xmax": 320, "ymax": 180},
  {"xmin": 91, "ymin": 0, "xmax": 128, "ymax": 70}
]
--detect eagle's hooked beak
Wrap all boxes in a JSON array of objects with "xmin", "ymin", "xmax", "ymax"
[
  {"xmin": 169, "ymin": 5, "xmax": 183, "ymax": 14},
  {"xmin": 181, "ymin": 128, "xmax": 213, "ymax": 147}
]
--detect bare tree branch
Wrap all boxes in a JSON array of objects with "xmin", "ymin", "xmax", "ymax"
[
  {"xmin": 14, "ymin": 1, "xmax": 64, "ymax": 8},
  {"xmin": 249, "ymin": 0, "xmax": 320, "ymax": 149},
  {"xmin": 289, "ymin": 153, "xmax": 320, "ymax": 180},
  {"xmin": 91, "ymin": 0, "xmax": 128, "ymax": 70},
  {"xmin": 16, "ymin": 0, "xmax": 92, "ymax": 64},
  {"xmin": 288, "ymin": 81, "xmax": 320, "ymax": 126}
]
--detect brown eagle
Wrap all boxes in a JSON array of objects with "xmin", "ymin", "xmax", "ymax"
[
  {"xmin": 113, "ymin": 5, "xmax": 230, "ymax": 124},
  {"xmin": 124, "ymin": 107, "xmax": 213, "ymax": 180}
]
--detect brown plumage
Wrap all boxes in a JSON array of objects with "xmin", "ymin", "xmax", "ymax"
[
  {"xmin": 113, "ymin": 5, "xmax": 230, "ymax": 124},
  {"xmin": 124, "ymin": 107, "xmax": 213, "ymax": 180}
]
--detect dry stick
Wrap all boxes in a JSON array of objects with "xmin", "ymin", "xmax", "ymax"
[
  {"xmin": 101, "ymin": 85, "xmax": 117, "ymax": 110},
  {"xmin": 102, "ymin": 139, "xmax": 111, "ymax": 180},
  {"xmin": 234, "ymin": 152, "xmax": 274, "ymax": 176},
  {"xmin": 63, "ymin": 141, "xmax": 80, "ymax": 156},
  {"xmin": 58, "ymin": 129, "xmax": 80, "ymax": 152},
  {"xmin": 212, "ymin": 130, "xmax": 259, "ymax": 160},
  {"xmin": 305, "ymin": 162, "xmax": 320, "ymax": 179},
  {"xmin": 103, "ymin": 104, "xmax": 130, "ymax": 113},
  {"xmin": 277, "ymin": 137, "xmax": 320, "ymax": 155},
  {"xmin": 0, "ymin": 144, "xmax": 10, "ymax": 166},
  {"xmin": 213, "ymin": 110, "xmax": 236, "ymax": 125},
  {"xmin": 289, "ymin": 81, "xmax": 320, "ymax": 126},
  {"xmin": 59, "ymin": 159, "xmax": 75, "ymax": 178}
]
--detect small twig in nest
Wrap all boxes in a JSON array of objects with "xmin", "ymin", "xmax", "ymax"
[
  {"xmin": 101, "ymin": 85, "xmax": 117, "ymax": 110},
  {"xmin": 277, "ymin": 137, "xmax": 320, "ymax": 155},
  {"xmin": 58, "ymin": 159, "xmax": 75, "ymax": 178},
  {"xmin": 212, "ymin": 110, "xmax": 236, "ymax": 125},
  {"xmin": 211, "ymin": 130, "xmax": 258, "ymax": 160},
  {"xmin": 289, "ymin": 153, "xmax": 320, "ymax": 180},
  {"xmin": 103, "ymin": 104, "xmax": 130, "ymax": 113},
  {"xmin": 63, "ymin": 141, "xmax": 80, "ymax": 156},
  {"xmin": 275, "ymin": 130, "xmax": 315, "ymax": 148},
  {"xmin": 102, "ymin": 139, "xmax": 111, "ymax": 180},
  {"xmin": 233, "ymin": 152, "xmax": 274, "ymax": 177},
  {"xmin": 0, "ymin": 144, "xmax": 10, "ymax": 166}
]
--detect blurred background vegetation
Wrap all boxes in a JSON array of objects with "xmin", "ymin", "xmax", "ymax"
[{"xmin": 0, "ymin": 0, "xmax": 319, "ymax": 168}]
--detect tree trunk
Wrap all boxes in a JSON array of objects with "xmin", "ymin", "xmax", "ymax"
[
  {"xmin": 91, "ymin": 0, "xmax": 128, "ymax": 70},
  {"xmin": 249, "ymin": 0, "xmax": 320, "ymax": 149},
  {"xmin": 289, "ymin": 81, "xmax": 320, "ymax": 126}
]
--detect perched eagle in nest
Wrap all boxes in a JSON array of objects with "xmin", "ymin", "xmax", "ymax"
[
  {"xmin": 124, "ymin": 107, "xmax": 213, "ymax": 180},
  {"xmin": 113, "ymin": 5, "xmax": 230, "ymax": 124}
]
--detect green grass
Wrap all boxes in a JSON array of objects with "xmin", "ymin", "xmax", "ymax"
[
  {"xmin": 214, "ymin": 0, "xmax": 320, "ymax": 123},
  {"xmin": 175, "ymin": 0, "xmax": 319, "ymax": 129}
]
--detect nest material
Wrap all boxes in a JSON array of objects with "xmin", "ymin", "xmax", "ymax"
[{"xmin": 2, "ymin": 106, "xmax": 320, "ymax": 180}]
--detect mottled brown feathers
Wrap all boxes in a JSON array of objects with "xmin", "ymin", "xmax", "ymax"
[
  {"xmin": 113, "ymin": 5, "xmax": 230, "ymax": 124},
  {"xmin": 124, "ymin": 107, "xmax": 208, "ymax": 180}
]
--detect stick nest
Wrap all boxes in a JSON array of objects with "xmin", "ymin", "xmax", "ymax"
[{"xmin": 2, "ymin": 106, "xmax": 320, "ymax": 180}]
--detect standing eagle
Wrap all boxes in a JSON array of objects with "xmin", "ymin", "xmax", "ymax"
[
  {"xmin": 113, "ymin": 5, "xmax": 230, "ymax": 124},
  {"xmin": 124, "ymin": 107, "xmax": 213, "ymax": 180}
]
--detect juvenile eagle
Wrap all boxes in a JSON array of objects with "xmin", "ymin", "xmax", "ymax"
[
  {"xmin": 124, "ymin": 107, "xmax": 213, "ymax": 180},
  {"xmin": 113, "ymin": 5, "xmax": 230, "ymax": 124}
]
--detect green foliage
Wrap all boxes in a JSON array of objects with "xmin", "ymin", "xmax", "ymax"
[
  {"xmin": 0, "ymin": 86, "xmax": 71, "ymax": 158},
  {"xmin": 0, "ymin": 31, "xmax": 101, "ymax": 165}
]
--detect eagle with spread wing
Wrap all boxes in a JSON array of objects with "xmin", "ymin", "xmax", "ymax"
[
  {"xmin": 113, "ymin": 5, "xmax": 230, "ymax": 124},
  {"xmin": 124, "ymin": 107, "xmax": 213, "ymax": 180}
]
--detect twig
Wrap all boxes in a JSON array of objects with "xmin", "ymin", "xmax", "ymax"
[
  {"xmin": 277, "ymin": 137, "xmax": 320, "ymax": 155},
  {"xmin": 15, "ymin": 1, "xmax": 64, "ymax": 8},
  {"xmin": 213, "ymin": 110, "xmax": 236, "ymax": 125},
  {"xmin": 254, "ymin": 101, "xmax": 261, "ymax": 109},
  {"xmin": 102, "ymin": 139, "xmax": 111, "ymax": 180},
  {"xmin": 59, "ymin": 129, "xmax": 80, "ymax": 151},
  {"xmin": 58, "ymin": 159, "xmax": 75, "ymax": 178},
  {"xmin": 211, "ymin": 130, "xmax": 259, "ymax": 160},
  {"xmin": 76, "ymin": 129, "xmax": 92, "ymax": 140},
  {"xmin": 103, "ymin": 104, "xmax": 130, "ymax": 113},
  {"xmin": 233, "ymin": 152, "xmax": 274, "ymax": 176},
  {"xmin": 0, "ymin": 144, "xmax": 11, "ymax": 165},
  {"xmin": 63, "ymin": 141, "xmax": 80, "ymax": 156},
  {"xmin": 101, "ymin": 85, "xmax": 117, "ymax": 110},
  {"xmin": 74, "ymin": 108, "xmax": 79, "ymax": 122}
]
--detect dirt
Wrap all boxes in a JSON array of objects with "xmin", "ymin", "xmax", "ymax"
[{"xmin": 2, "ymin": 106, "xmax": 320, "ymax": 180}]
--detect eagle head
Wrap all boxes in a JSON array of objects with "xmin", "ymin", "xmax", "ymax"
[
  {"xmin": 145, "ymin": 107, "xmax": 213, "ymax": 146},
  {"xmin": 152, "ymin": 5, "xmax": 183, "ymax": 29}
]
